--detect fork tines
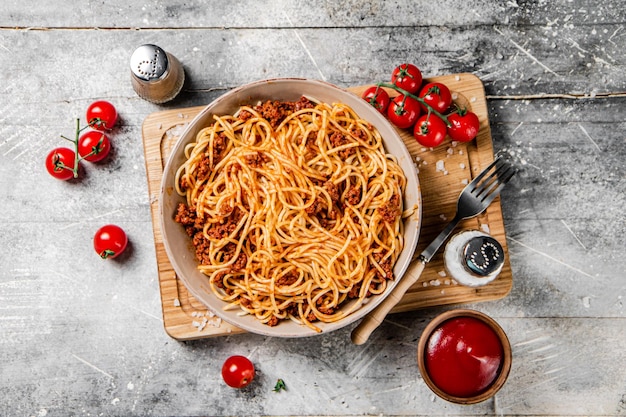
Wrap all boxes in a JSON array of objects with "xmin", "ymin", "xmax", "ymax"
[{"xmin": 472, "ymin": 157, "xmax": 516, "ymax": 203}]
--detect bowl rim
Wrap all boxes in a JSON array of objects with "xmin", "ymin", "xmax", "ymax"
[
  {"xmin": 416, "ymin": 308, "xmax": 512, "ymax": 404},
  {"xmin": 158, "ymin": 77, "xmax": 422, "ymax": 337}
]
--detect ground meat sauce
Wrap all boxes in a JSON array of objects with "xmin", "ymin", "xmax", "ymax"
[
  {"xmin": 329, "ymin": 131, "xmax": 357, "ymax": 160},
  {"xmin": 174, "ymin": 97, "xmax": 403, "ymax": 328},
  {"xmin": 247, "ymin": 96, "xmax": 315, "ymax": 129},
  {"xmin": 245, "ymin": 151, "xmax": 269, "ymax": 168},
  {"xmin": 346, "ymin": 186, "xmax": 362, "ymax": 206},
  {"xmin": 372, "ymin": 252, "xmax": 394, "ymax": 281},
  {"xmin": 378, "ymin": 194, "xmax": 401, "ymax": 224}
]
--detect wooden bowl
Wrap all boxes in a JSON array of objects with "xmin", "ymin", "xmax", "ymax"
[{"xmin": 417, "ymin": 309, "xmax": 512, "ymax": 404}]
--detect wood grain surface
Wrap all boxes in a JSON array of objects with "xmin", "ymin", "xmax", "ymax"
[{"xmin": 142, "ymin": 74, "xmax": 513, "ymax": 340}]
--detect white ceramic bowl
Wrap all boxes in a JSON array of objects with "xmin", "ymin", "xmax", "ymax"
[{"xmin": 160, "ymin": 78, "xmax": 421, "ymax": 337}]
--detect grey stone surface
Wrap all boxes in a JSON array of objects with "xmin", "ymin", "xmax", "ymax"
[{"xmin": 1, "ymin": 1, "xmax": 625, "ymax": 416}]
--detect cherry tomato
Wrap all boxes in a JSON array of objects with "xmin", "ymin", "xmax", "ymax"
[
  {"xmin": 78, "ymin": 130, "xmax": 111, "ymax": 162},
  {"xmin": 86, "ymin": 100, "xmax": 118, "ymax": 131},
  {"xmin": 413, "ymin": 114, "xmax": 448, "ymax": 147},
  {"xmin": 447, "ymin": 110, "xmax": 480, "ymax": 142},
  {"xmin": 94, "ymin": 224, "xmax": 128, "ymax": 259},
  {"xmin": 45, "ymin": 147, "xmax": 77, "ymax": 181},
  {"xmin": 222, "ymin": 355, "xmax": 255, "ymax": 388},
  {"xmin": 362, "ymin": 86, "xmax": 390, "ymax": 114},
  {"xmin": 387, "ymin": 95, "xmax": 421, "ymax": 129},
  {"xmin": 419, "ymin": 82, "xmax": 452, "ymax": 114},
  {"xmin": 391, "ymin": 63, "xmax": 423, "ymax": 94}
]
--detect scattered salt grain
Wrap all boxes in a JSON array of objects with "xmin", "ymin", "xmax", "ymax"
[
  {"xmin": 438, "ymin": 270, "xmax": 447, "ymax": 277},
  {"xmin": 582, "ymin": 296, "xmax": 591, "ymax": 308},
  {"xmin": 157, "ymin": 123, "xmax": 162, "ymax": 130},
  {"xmin": 447, "ymin": 147, "xmax": 454, "ymax": 155},
  {"xmin": 459, "ymin": 163, "xmax": 466, "ymax": 169},
  {"xmin": 439, "ymin": 214, "xmax": 447, "ymax": 221},
  {"xmin": 461, "ymin": 178, "xmax": 469, "ymax": 185},
  {"xmin": 470, "ymin": 96, "xmax": 477, "ymax": 103},
  {"xmin": 455, "ymin": 75, "xmax": 461, "ymax": 81},
  {"xmin": 458, "ymin": 150, "xmax": 464, "ymax": 155},
  {"xmin": 444, "ymin": 279, "xmax": 451, "ymax": 285},
  {"xmin": 480, "ymin": 223, "xmax": 491, "ymax": 234},
  {"xmin": 423, "ymin": 282, "xmax": 428, "ymax": 287},
  {"xmin": 452, "ymin": 92, "xmax": 458, "ymax": 100},
  {"xmin": 173, "ymin": 298, "xmax": 181, "ymax": 307},
  {"xmin": 435, "ymin": 160, "xmax": 445, "ymax": 172},
  {"xmin": 451, "ymin": 141, "xmax": 458, "ymax": 147}
]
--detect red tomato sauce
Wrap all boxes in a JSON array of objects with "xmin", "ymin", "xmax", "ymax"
[{"xmin": 424, "ymin": 316, "xmax": 503, "ymax": 398}]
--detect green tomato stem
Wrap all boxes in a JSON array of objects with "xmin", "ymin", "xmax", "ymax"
[
  {"xmin": 100, "ymin": 249, "xmax": 116, "ymax": 259},
  {"xmin": 376, "ymin": 82, "xmax": 451, "ymax": 126},
  {"xmin": 56, "ymin": 118, "xmax": 103, "ymax": 179},
  {"xmin": 72, "ymin": 118, "xmax": 81, "ymax": 177}
]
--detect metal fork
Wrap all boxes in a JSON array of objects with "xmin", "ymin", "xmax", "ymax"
[{"xmin": 351, "ymin": 156, "xmax": 516, "ymax": 345}]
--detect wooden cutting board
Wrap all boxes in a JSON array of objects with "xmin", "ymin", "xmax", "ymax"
[{"xmin": 142, "ymin": 73, "xmax": 513, "ymax": 340}]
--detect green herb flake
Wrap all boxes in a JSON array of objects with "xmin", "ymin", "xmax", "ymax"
[{"xmin": 273, "ymin": 378, "xmax": 286, "ymax": 392}]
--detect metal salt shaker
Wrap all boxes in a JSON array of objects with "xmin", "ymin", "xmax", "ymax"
[{"xmin": 130, "ymin": 44, "xmax": 185, "ymax": 104}]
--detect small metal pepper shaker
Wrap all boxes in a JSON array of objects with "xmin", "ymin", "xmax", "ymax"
[
  {"xmin": 443, "ymin": 230, "xmax": 505, "ymax": 287},
  {"xmin": 130, "ymin": 44, "xmax": 185, "ymax": 104},
  {"xmin": 463, "ymin": 234, "xmax": 504, "ymax": 277}
]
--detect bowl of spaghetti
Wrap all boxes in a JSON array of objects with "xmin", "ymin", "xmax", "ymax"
[{"xmin": 160, "ymin": 78, "xmax": 421, "ymax": 337}]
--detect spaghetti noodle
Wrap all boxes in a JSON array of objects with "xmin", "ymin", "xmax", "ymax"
[{"xmin": 174, "ymin": 97, "xmax": 409, "ymax": 332}]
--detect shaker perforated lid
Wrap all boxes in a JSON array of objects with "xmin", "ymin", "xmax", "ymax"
[
  {"xmin": 463, "ymin": 235, "xmax": 504, "ymax": 276},
  {"xmin": 130, "ymin": 44, "xmax": 169, "ymax": 82}
]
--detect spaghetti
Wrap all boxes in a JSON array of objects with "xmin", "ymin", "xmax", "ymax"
[{"xmin": 174, "ymin": 97, "xmax": 409, "ymax": 332}]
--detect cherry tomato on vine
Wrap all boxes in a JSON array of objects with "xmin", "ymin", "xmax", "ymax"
[
  {"xmin": 222, "ymin": 355, "xmax": 255, "ymax": 388},
  {"xmin": 362, "ymin": 86, "xmax": 391, "ymax": 114},
  {"xmin": 45, "ymin": 147, "xmax": 77, "ymax": 181},
  {"xmin": 391, "ymin": 63, "xmax": 423, "ymax": 94},
  {"xmin": 419, "ymin": 82, "xmax": 452, "ymax": 114},
  {"xmin": 94, "ymin": 224, "xmax": 128, "ymax": 259},
  {"xmin": 447, "ymin": 110, "xmax": 480, "ymax": 142},
  {"xmin": 387, "ymin": 95, "xmax": 421, "ymax": 129},
  {"xmin": 413, "ymin": 114, "xmax": 448, "ymax": 148},
  {"xmin": 86, "ymin": 100, "xmax": 118, "ymax": 131},
  {"xmin": 78, "ymin": 130, "xmax": 111, "ymax": 162}
]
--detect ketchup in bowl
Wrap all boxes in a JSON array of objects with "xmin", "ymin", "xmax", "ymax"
[{"xmin": 417, "ymin": 310, "xmax": 512, "ymax": 404}]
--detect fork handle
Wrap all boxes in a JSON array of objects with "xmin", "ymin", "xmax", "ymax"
[
  {"xmin": 351, "ymin": 261, "xmax": 426, "ymax": 345},
  {"xmin": 420, "ymin": 214, "xmax": 462, "ymax": 263}
]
